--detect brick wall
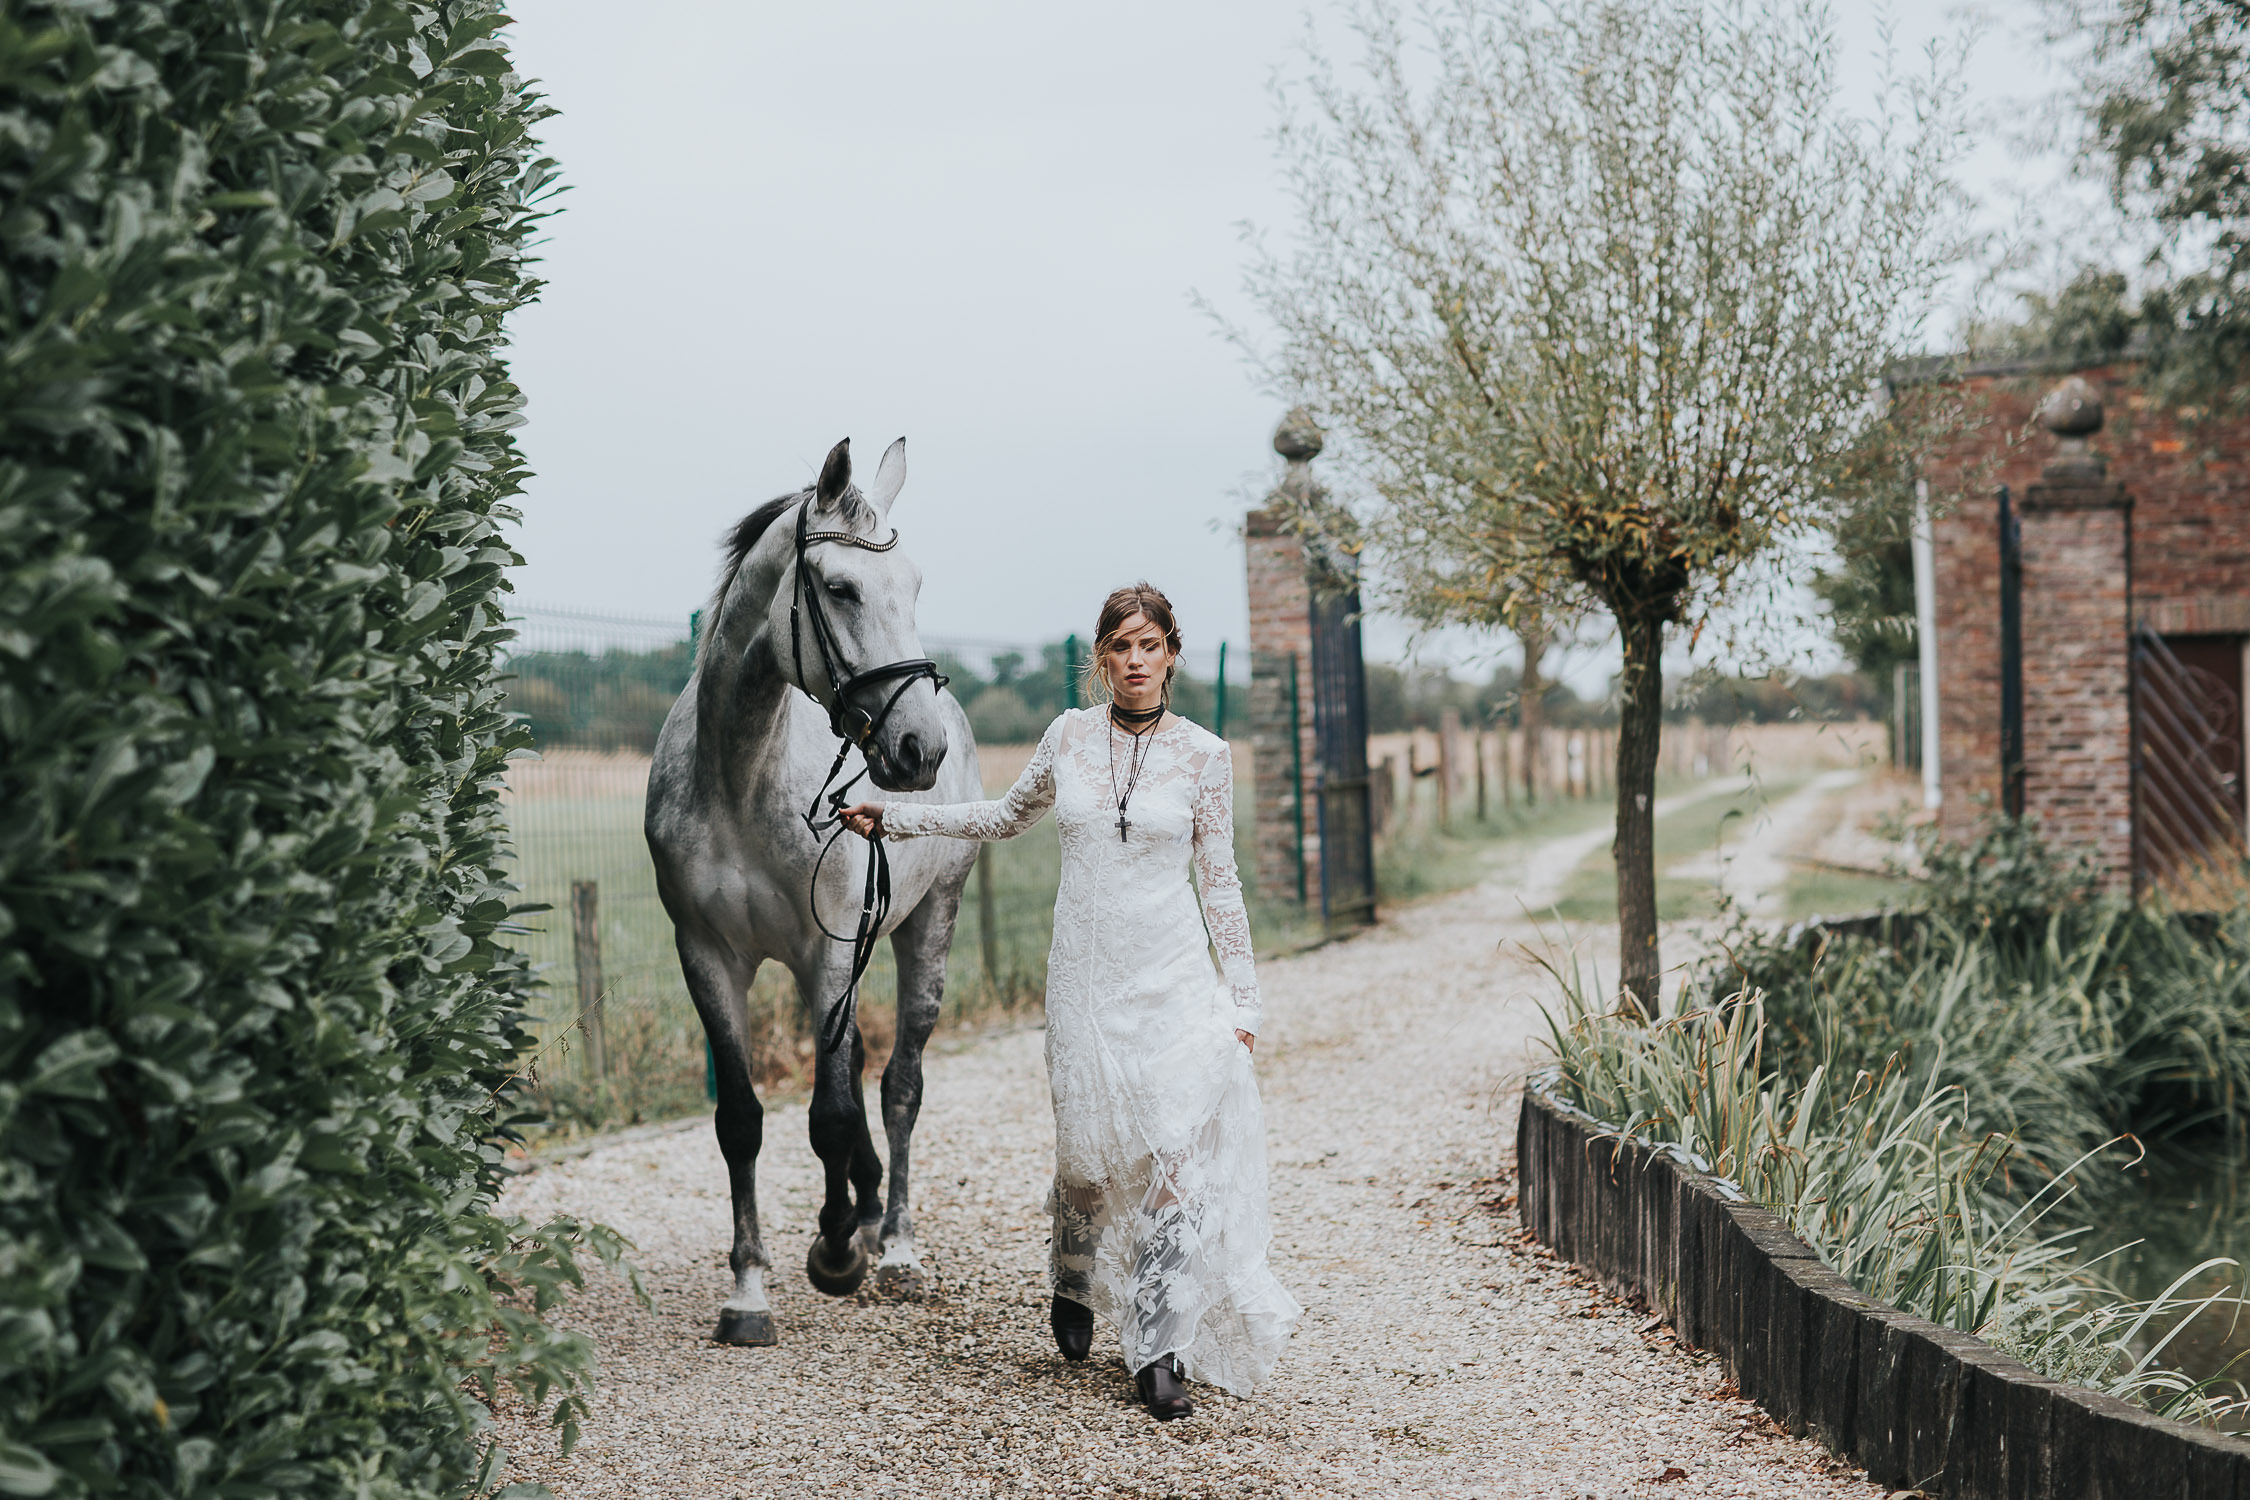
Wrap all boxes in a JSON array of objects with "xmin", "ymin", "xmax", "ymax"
[
  {"xmin": 1919, "ymin": 359, "xmax": 2250, "ymax": 876},
  {"xmin": 2017, "ymin": 495, "xmax": 2135, "ymax": 879},
  {"xmin": 1244, "ymin": 509, "xmax": 1316, "ymax": 904}
]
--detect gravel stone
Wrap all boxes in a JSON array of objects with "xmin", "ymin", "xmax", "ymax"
[{"xmin": 492, "ymin": 810, "xmax": 1885, "ymax": 1498}]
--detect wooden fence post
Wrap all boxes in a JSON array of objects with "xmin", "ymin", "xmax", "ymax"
[
  {"xmin": 1436, "ymin": 719, "xmax": 1453, "ymax": 828},
  {"xmin": 570, "ymin": 879, "xmax": 608, "ymax": 1083},
  {"xmin": 976, "ymin": 845, "xmax": 998, "ymax": 986},
  {"xmin": 1475, "ymin": 728, "xmax": 1488, "ymax": 821}
]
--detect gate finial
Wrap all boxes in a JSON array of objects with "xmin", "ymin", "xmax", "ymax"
[
  {"xmin": 1274, "ymin": 407, "xmax": 1324, "ymax": 461},
  {"xmin": 2036, "ymin": 376, "xmax": 2108, "ymax": 483}
]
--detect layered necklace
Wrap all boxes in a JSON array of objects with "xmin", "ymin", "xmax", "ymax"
[{"xmin": 1107, "ymin": 701, "xmax": 1166, "ymax": 841}]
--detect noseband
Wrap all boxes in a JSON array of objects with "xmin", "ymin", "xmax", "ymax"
[{"xmin": 788, "ymin": 499, "xmax": 948, "ymax": 1054}]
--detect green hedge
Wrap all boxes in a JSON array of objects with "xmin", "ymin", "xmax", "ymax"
[{"xmin": 0, "ymin": 5, "xmax": 620, "ymax": 1496}]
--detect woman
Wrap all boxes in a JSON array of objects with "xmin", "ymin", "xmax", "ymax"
[{"xmin": 841, "ymin": 583, "xmax": 1299, "ymax": 1420}]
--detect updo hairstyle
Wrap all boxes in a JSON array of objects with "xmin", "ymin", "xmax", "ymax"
[{"xmin": 1091, "ymin": 583, "xmax": 1183, "ymax": 704}]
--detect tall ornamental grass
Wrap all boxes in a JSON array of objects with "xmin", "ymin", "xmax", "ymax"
[
  {"xmin": 1538, "ymin": 819, "xmax": 2250, "ymax": 1421},
  {"xmin": 1732, "ymin": 819, "xmax": 2250, "ymax": 1172},
  {"xmin": 1541, "ymin": 973, "xmax": 2242, "ymax": 1419},
  {"xmin": 1, "ymin": 5, "xmax": 631, "ymax": 1497}
]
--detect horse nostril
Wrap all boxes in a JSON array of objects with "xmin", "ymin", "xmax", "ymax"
[{"xmin": 898, "ymin": 732, "xmax": 923, "ymax": 773}]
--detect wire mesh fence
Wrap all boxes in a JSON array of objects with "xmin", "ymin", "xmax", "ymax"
[
  {"xmin": 498, "ymin": 604, "xmax": 1243, "ymax": 1130},
  {"xmin": 495, "ymin": 605, "xmax": 1870, "ymax": 1132}
]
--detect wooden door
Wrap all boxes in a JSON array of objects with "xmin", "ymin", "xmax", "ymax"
[{"xmin": 2134, "ymin": 627, "xmax": 2248, "ymax": 898}]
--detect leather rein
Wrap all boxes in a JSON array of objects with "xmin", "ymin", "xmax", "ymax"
[{"xmin": 789, "ymin": 499, "xmax": 948, "ymax": 1055}]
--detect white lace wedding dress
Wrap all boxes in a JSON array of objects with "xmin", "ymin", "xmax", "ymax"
[{"xmin": 880, "ymin": 706, "xmax": 1301, "ymax": 1392}]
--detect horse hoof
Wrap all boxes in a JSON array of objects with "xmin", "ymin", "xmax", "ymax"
[
  {"xmin": 714, "ymin": 1308, "xmax": 777, "ymax": 1346},
  {"xmin": 874, "ymin": 1262, "xmax": 927, "ymax": 1300},
  {"xmin": 806, "ymin": 1233, "xmax": 869, "ymax": 1296}
]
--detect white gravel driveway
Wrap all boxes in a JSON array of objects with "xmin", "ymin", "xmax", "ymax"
[{"xmin": 494, "ymin": 801, "xmax": 1885, "ymax": 1499}]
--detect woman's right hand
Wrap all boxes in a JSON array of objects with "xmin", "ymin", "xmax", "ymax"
[{"xmin": 839, "ymin": 801, "xmax": 885, "ymax": 840}]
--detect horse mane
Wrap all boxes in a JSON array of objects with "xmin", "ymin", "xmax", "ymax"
[{"xmin": 706, "ymin": 484, "xmax": 877, "ymax": 624}]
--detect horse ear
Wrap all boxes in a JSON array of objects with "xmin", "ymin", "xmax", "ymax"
[
  {"xmin": 814, "ymin": 438, "xmax": 852, "ymax": 510},
  {"xmin": 865, "ymin": 437, "xmax": 906, "ymax": 517}
]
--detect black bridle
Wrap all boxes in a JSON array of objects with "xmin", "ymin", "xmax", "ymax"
[{"xmin": 789, "ymin": 499, "xmax": 948, "ymax": 1054}]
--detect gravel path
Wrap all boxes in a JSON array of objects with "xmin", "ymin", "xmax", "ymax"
[{"xmin": 493, "ymin": 800, "xmax": 1888, "ymax": 1499}]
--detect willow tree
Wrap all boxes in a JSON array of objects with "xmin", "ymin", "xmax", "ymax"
[{"xmin": 1240, "ymin": 0, "xmax": 1960, "ymax": 1014}]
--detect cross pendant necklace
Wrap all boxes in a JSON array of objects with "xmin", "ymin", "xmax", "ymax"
[{"xmin": 1108, "ymin": 709, "xmax": 1157, "ymax": 842}]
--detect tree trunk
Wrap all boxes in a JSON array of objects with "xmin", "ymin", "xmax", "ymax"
[
  {"xmin": 1519, "ymin": 627, "xmax": 1546, "ymax": 805},
  {"xmin": 1613, "ymin": 609, "xmax": 1665, "ymax": 1020}
]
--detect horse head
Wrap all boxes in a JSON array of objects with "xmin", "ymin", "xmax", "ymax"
[{"xmin": 771, "ymin": 437, "xmax": 949, "ymax": 792}]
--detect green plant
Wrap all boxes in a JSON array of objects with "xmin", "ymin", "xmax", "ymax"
[
  {"xmin": 1907, "ymin": 814, "xmax": 2106, "ymax": 939},
  {"xmin": 0, "ymin": 4, "xmax": 628, "ymax": 1496}
]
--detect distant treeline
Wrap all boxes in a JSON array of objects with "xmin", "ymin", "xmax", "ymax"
[
  {"xmin": 503, "ymin": 641, "xmax": 1878, "ymax": 751},
  {"xmin": 505, "ymin": 643, "xmax": 695, "ymax": 753},
  {"xmin": 502, "ymin": 638, "xmax": 1228, "ymax": 752},
  {"xmin": 1367, "ymin": 662, "xmax": 1881, "ymax": 733}
]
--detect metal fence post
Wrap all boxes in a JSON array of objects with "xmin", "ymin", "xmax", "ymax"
[
  {"xmin": 1999, "ymin": 482, "xmax": 2025, "ymax": 820},
  {"xmin": 1214, "ymin": 641, "xmax": 1228, "ymax": 738},
  {"xmin": 1287, "ymin": 652, "xmax": 1306, "ymax": 906},
  {"xmin": 569, "ymin": 879, "xmax": 608, "ymax": 1083}
]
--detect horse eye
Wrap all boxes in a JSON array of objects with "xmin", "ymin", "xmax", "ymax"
[{"xmin": 824, "ymin": 578, "xmax": 860, "ymax": 603}]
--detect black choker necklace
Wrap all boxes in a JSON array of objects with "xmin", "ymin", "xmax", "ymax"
[{"xmin": 1109, "ymin": 702, "xmax": 1165, "ymax": 728}]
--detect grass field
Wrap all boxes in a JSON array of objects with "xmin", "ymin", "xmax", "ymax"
[
  {"xmin": 500, "ymin": 742, "xmax": 1893, "ymax": 1139},
  {"xmin": 1543, "ymin": 775, "xmax": 1808, "ymax": 925},
  {"xmin": 1537, "ymin": 772, "xmax": 1911, "ymax": 926},
  {"xmin": 1770, "ymin": 864, "xmax": 1911, "ymax": 921}
]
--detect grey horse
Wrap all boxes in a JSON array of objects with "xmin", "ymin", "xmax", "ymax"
[{"xmin": 646, "ymin": 436, "xmax": 979, "ymax": 1345}]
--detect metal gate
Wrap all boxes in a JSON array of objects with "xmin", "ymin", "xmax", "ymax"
[
  {"xmin": 2133, "ymin": 622, "xmax": 2247, "ymax": 901},
  {"xmin": 1308, "ymin": 580, "xmax": 1376, "ymax": 930}
]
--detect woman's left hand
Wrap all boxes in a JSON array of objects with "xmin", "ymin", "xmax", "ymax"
[{"xmin": 1235, "ymin": 1029, "xmax": 1255, "ymax": 1053}]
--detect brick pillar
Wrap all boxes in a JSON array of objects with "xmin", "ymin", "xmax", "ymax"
[
  {"xmin": 2019, "ymin": 376, "xmax": 2135, "ymax": 886},
  {"xmin": 1244, "ymin": 411, "xmax": 1324, "ymax": 906}
]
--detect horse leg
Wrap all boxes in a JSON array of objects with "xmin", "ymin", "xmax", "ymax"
[
  {"xmin": 873, "ymin": 884, "xmax": 964, "ymax": 1298},
  {"xmin": 680, "ymin": 933, "xmax": 776, "ymax": 1346},
  {"xmin": 847, "ymin": 1022, "xmax": 886, "ymax": 1261},
  {"xmin": 801, "ymin": 956, "xmax": 878, "ymax": 1296}
]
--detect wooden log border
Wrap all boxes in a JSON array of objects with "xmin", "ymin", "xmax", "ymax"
[{"xmin": 1517, "ymin": 1087, "xmax": 2250, "ymax": 1499}]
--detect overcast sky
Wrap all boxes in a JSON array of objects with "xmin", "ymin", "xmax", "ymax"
[{"xmin": 503, "ymin": 0, "xmax": 2098, "ymax": 687}]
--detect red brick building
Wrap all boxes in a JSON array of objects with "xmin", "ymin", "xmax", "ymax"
[{"xmin": 1914, "ymin": 357, "xmax": 2250, "ymax": 891}]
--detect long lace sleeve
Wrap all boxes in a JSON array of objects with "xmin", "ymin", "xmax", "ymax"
[
  {"xmin": 880, "ymin": 716, "xmax": 1059, "ymax": 842},
  {"xmin": 1191, "ymin": 742, "xmax": 1261, "ymax": 1034}
]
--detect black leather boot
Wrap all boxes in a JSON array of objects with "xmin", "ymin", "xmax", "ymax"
[
  {"xmin": 1050, "ymin": 1295, "xmax": 1093, "ymax": 1362},
  {"xmin": 1135, "ymin": 1356, "xmax": 1194, "ymax": 1421}
]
